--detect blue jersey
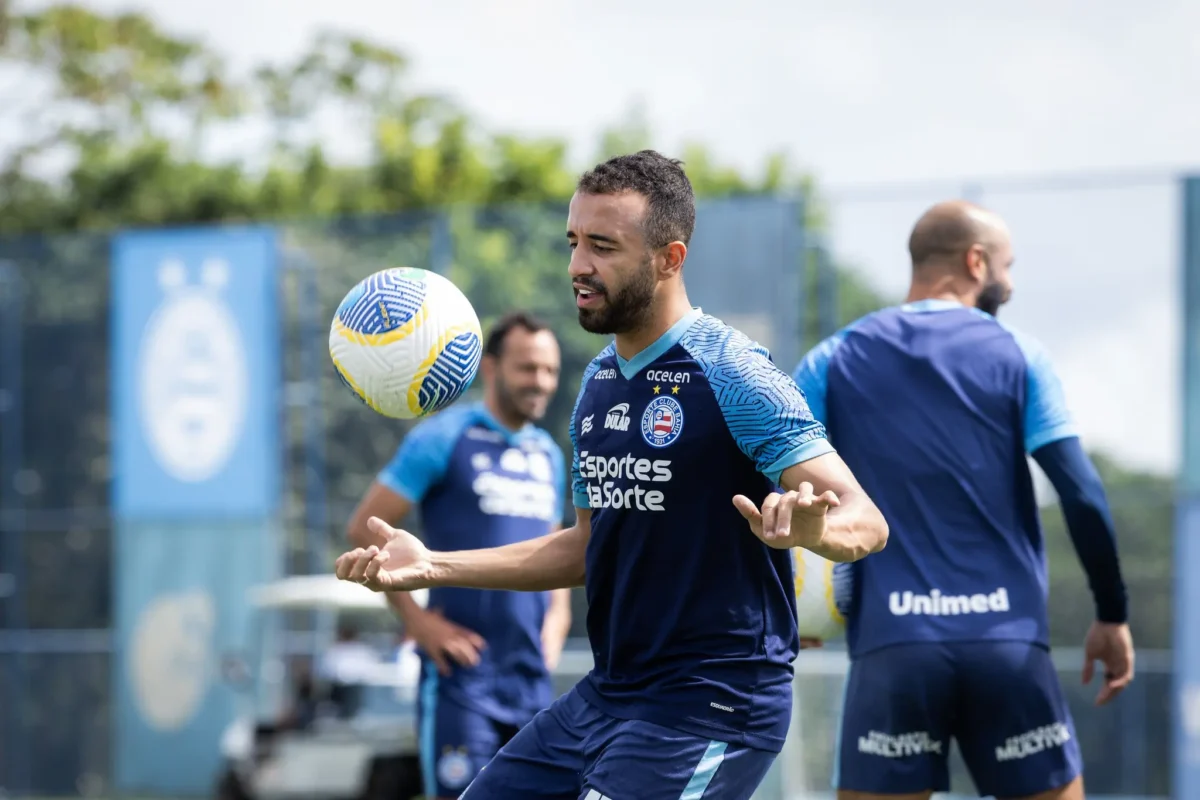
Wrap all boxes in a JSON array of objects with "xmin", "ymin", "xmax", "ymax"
[
  {"xmin": 569, "ymin": 308, "xmax": 832, "ymax": 753},
  {"xmin": 379, "ymin": 402, "xmax": 566, "ymax": 724},
  {"xmin": 792, "ymin": 299, "xmax": 1077, "ymax": 657}
]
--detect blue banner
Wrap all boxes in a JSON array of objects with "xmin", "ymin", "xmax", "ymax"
[
  {"xmin": 1178, "ymin": 177, "xmax": 1200, "ymax": 800},
  {"xmin": 110, "ymin": 226, "xmax": 282, "ymax": 794},
  {"xmin": 113, "ymin": 520, "xmax": 277, "ymax": 793},
  {"xmin": 111, "ymin": 226, "xmax": 281, "ymax": 518}
]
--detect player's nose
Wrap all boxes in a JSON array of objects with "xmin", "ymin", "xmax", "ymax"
[{"xmin": 568, "ymin": 250, "xmax": 594, "ymax": 279}]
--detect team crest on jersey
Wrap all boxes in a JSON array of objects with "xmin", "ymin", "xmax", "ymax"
[
  {"xmin": 437, "ymin": 747, "xmax": 472, "ymax": 789},
  {"xmin": 641, "ymin": 396, "xmax": 684, "ymax": 448}
]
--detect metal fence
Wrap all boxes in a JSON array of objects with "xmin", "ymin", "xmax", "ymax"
[{"xmin": 0, "ymin": 177, "xmax": 1185, "ymax": 799}]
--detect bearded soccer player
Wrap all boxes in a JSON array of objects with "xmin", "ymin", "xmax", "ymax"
[
  {"xmin": 346, "ymin": 312, "xmax": 572, "ymax": 800},
  {"xmin": 336, "ymin": 150, "xmax": 888, "ymax": 800},
  {"xmin": 793, "ymin": 201, "xmax": 1135, "ymax": 800}
]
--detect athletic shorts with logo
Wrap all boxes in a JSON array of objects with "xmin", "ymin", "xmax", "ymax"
[
  {"xmin": 459, "ymin": 685, "xmax": 777, "ymax": 800},
  {"xmin": 835, "ymin": 641, "xmax": 1083, "ymax": 798},
  {"xmin": 418, "ymin": 685, "xmax": 522, "ymax": 798}
]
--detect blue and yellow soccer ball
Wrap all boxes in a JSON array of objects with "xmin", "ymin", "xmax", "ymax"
[
  {"xmin": 329, "ymin": 267, "xmax": 483, "ymax": 419},
  {"xmin": 794, "ymin": 548, "xmax": 854, "ymax": 641}
]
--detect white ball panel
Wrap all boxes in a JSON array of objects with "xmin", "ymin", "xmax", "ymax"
[{"xmin": 794, "ymin": 547, "xmax": 847, "ymax": 641}]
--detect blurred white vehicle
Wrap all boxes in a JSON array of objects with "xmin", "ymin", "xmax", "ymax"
[{"xmin": 213, "ymin": 575, "xmax": 428, "ymax": 800}]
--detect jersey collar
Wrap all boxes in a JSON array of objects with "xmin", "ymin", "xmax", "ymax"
[
  {"xmin": 901, "ymin": 298, "xmax": 966, "ymax": 313},
  {"xmin": 615, "ymin": 307, "xmax": 703, "ymax": 380},
  {"xmin": 468, "ymin": 401, "xmax": 536, "ymax": 446}
]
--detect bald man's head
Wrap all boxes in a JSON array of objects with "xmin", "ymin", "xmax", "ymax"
[{"xmin": 907, "ymin": 200, "xmax": 1014, "ymax": 315}]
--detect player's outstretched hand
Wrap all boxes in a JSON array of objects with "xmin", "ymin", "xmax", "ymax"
[
  {"xmin": 334, "ymin": 516, "xmax": 434, "ymax": 592},
  {"xmin": 733, "ymin": 483, "xmax": 840, "ymax": 551},
  {"xmin": 1082, "ymin": 621, "xmax": 1135, "ymax": 706}
]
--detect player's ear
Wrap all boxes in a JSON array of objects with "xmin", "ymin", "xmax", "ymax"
[
  {"xmin": 658, "ymin": 241, "xmax": 687, "ymax": 279},
  {"xmin": 480, "ymin": 353, "xmax": 498, "ymax": 383},
  {"xmin": 964, "ymin": 244, "xmax": 987, "ymax": 284}
]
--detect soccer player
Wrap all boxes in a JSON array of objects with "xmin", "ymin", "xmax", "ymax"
[
  {"xmin": 335, "ymin": 150, "xmax": 889, "ymax": 799},
  {"xmin": 345, "ymin": 312, "xmax": 573, "ymax": 800},
  {"xmin": 792, "ymin": 200, "xmax": 1135, "ymax": 800}
]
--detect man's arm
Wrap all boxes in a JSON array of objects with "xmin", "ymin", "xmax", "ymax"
[
  {"xmin": 711, "ymin": 338, "xmax": 886, "ymax": 563},
  {"xmin": 424, "ymin": 512, "xmax": 590, "ymax": 590},
  {"xmin": 1032, "ymin": 438, "xmax": 1127, "ymax": 622},
  {"xmin": 776, "ymin": 452, "xmax": 888, "ymax": 562},
  {"xmin": 541, "ymin": 587, "xmax": 573, "ymax": 670},
  {"xmin": 339, "ymin": 511, "xmax": 590, "ymax": 592},
  {"xmin": 1014, "ymin": 328, "xmax": 1133, "ymax": 705}
]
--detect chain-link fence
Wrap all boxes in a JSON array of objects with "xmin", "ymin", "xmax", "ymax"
[{"xmin": 0, "ymin": 179, "xmax": 1183, "ymax": 798}]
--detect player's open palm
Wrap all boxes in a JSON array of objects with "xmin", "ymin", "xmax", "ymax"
[
  {"xmin": 1082, "ymin": 621, "xmax": 1135, "ymax": 706},
  {"xmin": 733, "ymin": 483, "xmax": 839, "ymax": 551},
  {"xmin": 334, "ymin": 516, "xmax": 433, "ymax": 592}
]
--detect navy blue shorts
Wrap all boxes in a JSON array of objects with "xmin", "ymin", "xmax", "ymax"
[
  {"xmin": 418, "ymin": 684, "xmax": 521, "ymax": 798},
  {"xmin": 459, "ymin": 685, "xmax": 777, "ymax": 800},
  {"xmin": 834, "ymin": 641, "xmax": 1083, "ymax": 797}
]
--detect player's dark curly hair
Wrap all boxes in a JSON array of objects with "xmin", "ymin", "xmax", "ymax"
[
  {"xmin": 484, "ymin": 311, "xmax": 550, "ymax": 359},
  {"xmin": 576, "ymin": 150, "xmax": 696, "ymax": 248}
]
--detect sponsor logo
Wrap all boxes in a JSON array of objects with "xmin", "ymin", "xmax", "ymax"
[
  {"xmin": 858, "ymin": 730, "xmax": 943, "ymax": 758},
  {"xmin": 645, "ymin": 369, "xmax": 690, "ymax": 384},
  {"xmin": 472, "ymin": 472, "xmax": 557, "ymax": 521},
  {"xmin": 995, "ymin": 722, "xmax": 1071, "ymax": 762},
  {"xmin": 889, "ymin": 587, "xmax": 1010, "ymax": 616},
  {"xmin": 580, "ymin": 414, "xmax": 594, "ymax": 436},
  {"xmin": 593, "ymin": 368, "xmax": 617, "ymax": 381},
  {"xmin": 578, "ymin": 450, "xmax": 672, "ymax": 512},
  {"xmin": 604, "ymin": 403, "xmax": 631, "ymax": 432},
  {"xmin": 641, "ymin": 396, "xmax": 684, "ymax": 448}
]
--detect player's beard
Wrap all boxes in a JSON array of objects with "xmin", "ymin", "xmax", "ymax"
[
  {"xmin": 976, "ymin": 275, "xmax": 1010, "ymax": 317},
  {"xmin": 576, "ymin": 254, "xmax": 656, "ymax": 335},
  {"xmin": 494, "ymin": 373, "xmax": 546, "ymax": 424},
  {"xmin": 974, "ymin": 258, "xmax": 1011, "ymax": 317}
]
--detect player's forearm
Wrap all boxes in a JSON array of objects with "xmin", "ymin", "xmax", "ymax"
[
  {"xmin": 1033, "ymin": 438, "xmax": 1128, "ymax": 623},
  {"xmin": 386, "ymin": 589, "xmax": 423, "ymax": 623},
  {"xmin": 424, "ymin": 525, "xmax": 588, "ymax": 592},
  {"xmin": 542, "ymin": 589, "xmax": 573, "ymax": 643},
  {"xmin": 808, "ymin": 490, "xmax": 889, "ymax": 562}
]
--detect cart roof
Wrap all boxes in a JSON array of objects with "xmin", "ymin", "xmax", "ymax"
[{"xmin": 250, "ymin": 575, "xmax": 428, "ymax": 612}]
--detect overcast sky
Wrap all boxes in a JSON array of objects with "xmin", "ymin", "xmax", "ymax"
[{"xmin": 20, "ymin": 0, "xmax": 1200, "ymax": 473}]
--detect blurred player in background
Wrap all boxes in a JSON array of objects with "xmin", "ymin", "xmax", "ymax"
[
  {"xmin": 792, "ymin": 201, "xmax": 1134, "ymax": 800},
  {"xmin": 336, "ymin": 151, "xmax": 889, "ymax": 799},
  {"xmin": 346, "ymin": 311, "xmax": 572, "ymax": 800}
]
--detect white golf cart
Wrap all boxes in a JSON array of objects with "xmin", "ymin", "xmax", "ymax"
[{"xmin": 214, "ymin": 575, "xmax": 429, "ymax": 800}]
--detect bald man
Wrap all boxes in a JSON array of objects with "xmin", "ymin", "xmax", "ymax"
[{"xmin": 791, "ymin": 201, "xmax": 1134, "ymax": 800}]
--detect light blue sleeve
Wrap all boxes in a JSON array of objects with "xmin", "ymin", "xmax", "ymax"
[
  {"xmin": 683, "ymin": 322, "xmax": 833, "ymax": 484},
  {"xmin": 791, "ymin": 333, "xmax": 845, "ymax": 427},
  {"xmin": 570, "ymin": 351, "xmax": 609, "ymax": 509},
  {"xmin": 1009, "ymin": 329, "xmax": 1079, "ymax": 453},
  {"xmin": 376, "ymin": 411, "xmax": 463, "ymax": 503}
]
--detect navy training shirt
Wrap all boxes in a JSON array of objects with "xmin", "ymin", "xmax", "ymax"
[
  {"xmin": 378, "ymin": 402, "xmax": 566, "ymax": 724},
  {"xmin": 570, "ymin": 308, "xmax": 832, "ymax": 752},
  {"xmin": 792, "ymin": 299, "xmax": 1078, "ymax": 658}
]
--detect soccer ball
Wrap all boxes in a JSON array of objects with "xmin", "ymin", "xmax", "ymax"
[
  {"xmin": 794, "ymin": 548, "xmax": 853, "ymax": 641},
  {"xmin": 329, "ymin": 267, "xmax": 483, "ymax": 419}
]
